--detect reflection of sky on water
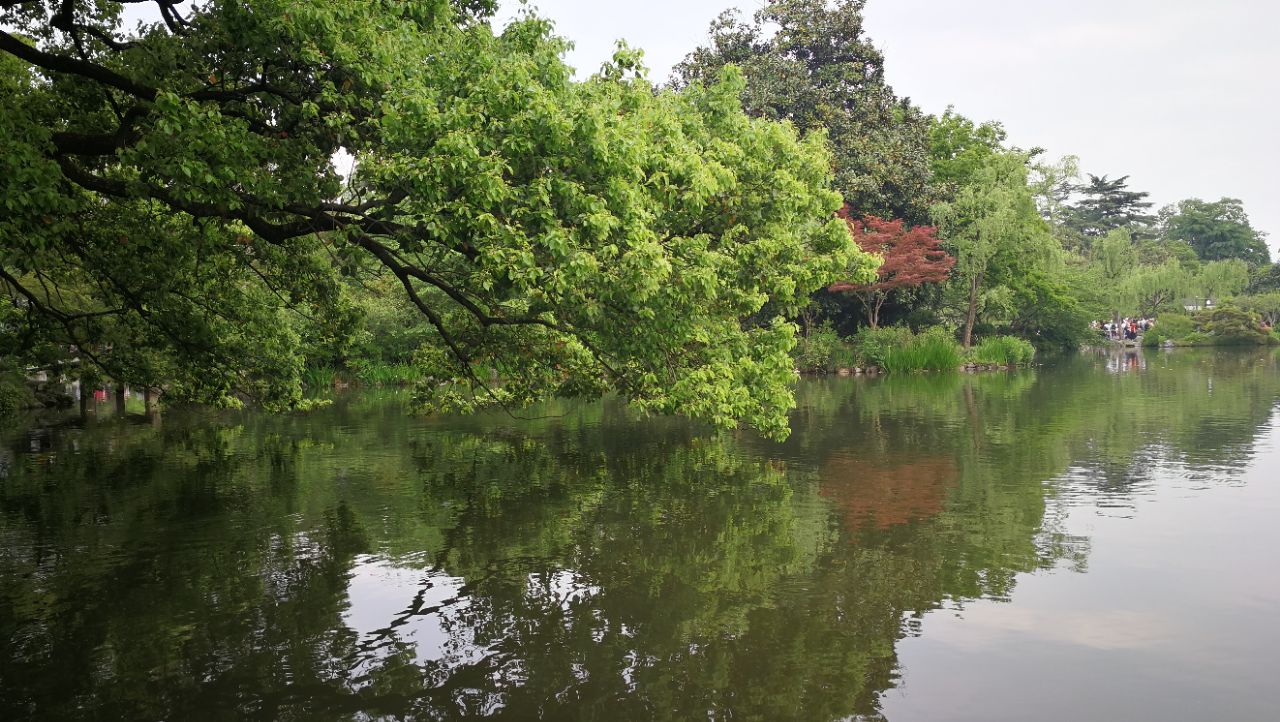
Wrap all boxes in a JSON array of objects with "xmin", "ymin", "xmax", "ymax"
[
  {"xmin": 342, "ymin": 557, "xmax": 480, "ymax": 674},
  {"xmin": 341, "ymin": 558, "xmax": 602, "ymax": 699},
  {"xmin": 925, "ymin": 605, "xmax": 1176, "ymax": 651},
  {"xmin": 883, "ymin": 416, "xmax": 1280, "ymax": 722}
]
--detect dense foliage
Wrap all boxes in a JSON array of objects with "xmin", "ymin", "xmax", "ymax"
[
  {"xmin": 931, "ymin": 152, "xmax": 1055, "ymax": 347},
  {"xmin": 828, "ymin": 213, "xmax": 953, "ymax": 328},
  {"xmin": 673, "ymin": 0, "xmax": 934, "ymax": 223},
  {"xmin": 1160, "ymin": 198, "xmax": 1271, "ymax": 266},
  {"xmin": 0, "ymin": 0, "xmax": 877, "ymax": 438},
  {"xmin": 1063, "ymin": 174, "xmax": 1155, "ymax": 242},
  {"xmin": 2, "ymin": 0, "xmax": 1275, "ymax": 423}
]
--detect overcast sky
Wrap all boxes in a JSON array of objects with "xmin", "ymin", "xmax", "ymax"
[{"xmin": 499, "ymin": 0, "xmax": 1279, "ymax": 255}]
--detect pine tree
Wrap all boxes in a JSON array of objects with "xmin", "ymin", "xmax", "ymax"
[{"xmin": 1064, "ymin": 174, "xmax": 1155, "ymax": 240}]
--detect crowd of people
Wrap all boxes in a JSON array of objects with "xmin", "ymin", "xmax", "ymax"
[{"xmin": 1091, "ymin": 318, "xmax": 1154, "ymax": 341}]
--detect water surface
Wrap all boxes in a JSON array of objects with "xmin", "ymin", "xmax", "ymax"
[{"xmin": 2, "ymin": 349, "xmax": 1278, "ymax": 720}]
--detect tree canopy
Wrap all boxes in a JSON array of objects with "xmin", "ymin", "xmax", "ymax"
[
  {"xmin": 931, "ymin": 152, "xmax": 1054, "ymax": 347},
  {"xmin": 927, "ymin": 108, "xmax": 1007, "ymax": 192},
  {"xmin": 1124, "ymin": 261, "xmax": 1193, "ymax": 318},
  {"xmin": 1160, "ymin": 198, "xmax": 1271, "ymax": 266},
  {"xmin": 1197, "ymin": 259, "xmax": 1249, "ymax": 303},
  {"xmin": 829, "ymin": 213, "xmax": 953, "ymax": 329},
  {"xmin": 673, "ymin": 0, "xmax": 934, "ymax": 223},
  {"xmin": 0, "ymin": 0, "xmax": 878, "ymax": 438},
  {"xmin": 1063, "ymin": 174, "xmax": 1155, "ymax": 240}
]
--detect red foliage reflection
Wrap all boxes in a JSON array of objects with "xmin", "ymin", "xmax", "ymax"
[{"xmin": 819, "ymin": 455, "xmax": 958, "ymax": 532}]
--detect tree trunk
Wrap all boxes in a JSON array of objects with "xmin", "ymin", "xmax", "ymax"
[
  {"xmin": 963, "ymin": 275, "xmax": 981, "ymax": 349},
  {"xmin": 144, "ymin": 388, "xmax": 161, "ymax": 420},
  {"xmin": 858, "ymin": 291, "xmax": 888, "ymax": 330},
  {"xmin": 856, "ymin": 292, "xmax": 877, "ymax": 329},
  {"xmin": 78, "ymin": 374, "xmax": 90, "ymax": 419},
  {"xmin": 870, "ymin": 294, "xmax": 887, "ymax": 330},
  {"xmin": 114, "ymin": 384, "xmax": 126, "ymax": 415},
  {"xmin": 963, "ymin": 380, "xmax": 983, "ymax": 451}
]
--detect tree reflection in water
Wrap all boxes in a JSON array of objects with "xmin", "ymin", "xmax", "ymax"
[{"xmin": 1, "ymin": 349, "xmax": 1278, "ymax": 720}]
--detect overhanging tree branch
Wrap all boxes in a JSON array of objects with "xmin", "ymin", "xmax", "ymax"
[{"xmin": 0, "ymin": 29, "xmax": 158, "ymax": 101}]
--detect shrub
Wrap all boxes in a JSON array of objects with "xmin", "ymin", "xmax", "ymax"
[
  {"xmin": 1151, "ymin": 314, "xmax": 1194, "ymax": 339},
  {"xmin": 0, "ymin": 373, "xmax": 36, "ymax": 416},
  {"xmin": 882, "ymin": 327, "xmax": 962, "ymax": 372},
  {"xmin": 851, "ymin": 326, "xmax": 914, "ymax": 368},
  {"xmin": 831, "ymin": 343, "xmax": 858, "ymax": 369},
  {"xmin": 1180, "ymin": 331, "xmax": 1212, "ymax": 347},
  {"xmin": 794, "ymin": 325, "xmax": 845, "ymax": 373},
  {"xmin": 1194, "ymin": 306, "xmax": 1270, "ymax": 345},
  {"xmin": 972, "ymin": 336, "xmax": 1036, "ymax": 365}
]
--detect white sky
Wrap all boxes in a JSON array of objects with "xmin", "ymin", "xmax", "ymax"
[{"xmin": 499, "ymin": 0, "xmax": 1279, "ymax": 255}]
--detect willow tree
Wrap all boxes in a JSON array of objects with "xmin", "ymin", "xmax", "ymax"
[
  {"xmin": 1092, "ymin": 228, "xmax": 1136, "ymax": 321},
  {"xmin": 1197, "ymin": 259, "xmax": 1250, "ymax": 303},
  {"xmin": 0, "ymin": 0, "xmax": 874, "ymax": 438},
  {"xmin": 1124, "ymin": 261, "xmax": 1193, "ymax": 318},
  {"xmin": 931, "ymin": 152, "xmax": 1053, "ymax": 348}
]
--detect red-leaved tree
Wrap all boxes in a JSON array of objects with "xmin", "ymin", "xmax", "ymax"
[{"xmin": 829, "ymin": 211, "xmax": 955, "ymax": 328}]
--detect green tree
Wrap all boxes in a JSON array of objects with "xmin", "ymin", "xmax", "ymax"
[
  {"xmin": 1247, "ymin": 263, "xmax": 1280, "ymax": 294},
  {"xmin": 1124, "ymin": 261, "xmax": 1194, "ymax": 317},
  {"xmin": 1029, "ymin": 154, "xmax": 1082, "ymax": 248},
  {"xmin": 1160, "ymin": 198, "xmax": 1271, "ymax": 266},
  {"xmin": 1133, "ymin": 236, "xmax": 1201, "ymax": 271},
  {"xmin": 1237, "ymin": 293, "xmax": 1280, "ymax": 327},
  {"xmin": 0, "ymin": 0, "xmax": 877, "ymax": 438},
  {"xmin": 931, "ymin": 152, "xmax": 1054, "ymax": 347},
  {"xmin": 1091, "ymin": 228, "xmax": 1137, "ymax": 320},
  {"xmin": 1197, "ymin": 259, "xmax": 1250, "ymax": 303},
  {"xmin": 928, "ymin": 108, "xmax": 1007, "ymax": 191},
  {"xmin": 672, "ymin": 0, "xmax": 933, "ymax": 222},
  {"xmin": 1063, "ymin": 174, "xmax": 1155, "ymax": 241},
  {"xmin": 1003, "ymin": 269, "xmax": 1092, "ymax": 350}
]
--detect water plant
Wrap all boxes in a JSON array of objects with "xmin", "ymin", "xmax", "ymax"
[
  {"xmin": 354, "ymin": 363, "xmax": 423, "ymax": 387},
  {"xmin": 301, "ymin": 366, "xmax": 338, "ymax": 391},
  {"xmin": 881, "ymin": 328, "xmax": 962, "ymax": 372},
  {"xmin": 851, "ymin": 326, "xmax": 915, "ymax": 368},
  {"xmin": 971, "ymin": 336, "xmax": 1036, "ymax": 365}
]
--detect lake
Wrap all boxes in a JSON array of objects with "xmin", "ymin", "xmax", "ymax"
[{"xmin": 2, "ymin": 348, "xmax": 1278, "ymax": 721}]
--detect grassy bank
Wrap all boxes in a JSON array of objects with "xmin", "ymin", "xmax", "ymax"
[{"xmin": 795, "ymin": 325, "xmax": 1035, "ymax": 374}]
